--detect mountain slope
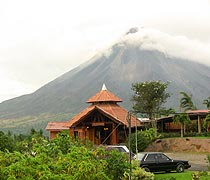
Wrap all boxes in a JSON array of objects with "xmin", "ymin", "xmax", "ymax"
[{"xmin": 0, "ymin": 28, "xmax": 210, "ymax": 126}]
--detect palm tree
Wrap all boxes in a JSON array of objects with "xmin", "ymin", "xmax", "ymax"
[
  {"xmin": 179, "ymin": 92, "xmax": 196, "ymax": 112},
  {"xmin": 160, "ymin": 108, "xmax": 176, "ymax": 117},
  {"xmin": 203, "ymin": 97, "xmax": 210, "ymax": 110},
  {"xmin": 203, "ymin": 114, "xmax": 210, "ymax": 132},
  {"xmin": 173, "ymin": 114, "xmax": 191, "ymax": 137},
  {"xmin": 179, "ymin": 92, "xmax": 197, "ymax": 134}
]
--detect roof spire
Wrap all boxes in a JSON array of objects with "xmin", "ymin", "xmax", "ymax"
[
  {"xmin": 102, "ymin": 83, "xmax": 107, "ymax": 91},
  {"xmin": 86, "ymin": 83, "xmax": 122, "ymax": 103}
]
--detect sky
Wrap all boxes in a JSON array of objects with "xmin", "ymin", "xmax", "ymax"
[{"xmin": 0, "ymin": 0, "xmax": 210, "ymax": 103}]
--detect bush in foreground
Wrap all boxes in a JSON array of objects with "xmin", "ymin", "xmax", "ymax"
[
  {"xmin": 0, "ymin": 132, "xmax": 130, "ymax": 180},
  {"xmin": 122, "ymin": 161, "xmax": 154, "ymax": 180}
]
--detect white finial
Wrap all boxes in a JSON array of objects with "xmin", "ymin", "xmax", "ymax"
[{"xmin": 102, "ymin": 83, "xmax": 107, "ymax": 90}]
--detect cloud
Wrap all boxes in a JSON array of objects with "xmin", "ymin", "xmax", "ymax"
[
  {"xmin": 0, "ymin": 70, "xmax": 32, "ymax": 102},
  {"xmin": 117, "ymin": 28, "xmax": 210, "ymax": 66}
]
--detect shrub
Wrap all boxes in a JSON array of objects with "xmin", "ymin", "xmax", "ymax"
[
  {"xmin": 192, "ymin": 172, "xmax": 200, "ymax": 180},
  {"xmin": 0, "ymin": 132, "xmax": 130, "ymax": 180},
  {"xmin": 159, "ymin": 132, "xmax": 180, "ymax": 139},
  {"xmin": 104, "ymin": 148, "xmax": 130, "ymax": 180},
  {"xmin": 128, "ymin": 128, "xmax": 157, "ymax": 152},
  {"xmin": 122, "ymin": 161, "xmax": 154, "ymax": 180},
  {"xmin": 0, "ymin": 131, "xmax": 15, "ymax": 152}
]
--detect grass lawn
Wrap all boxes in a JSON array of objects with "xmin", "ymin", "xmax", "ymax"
[{"xmin": 154, "ymin": 171, "xmax": 210, "ymax": 180}]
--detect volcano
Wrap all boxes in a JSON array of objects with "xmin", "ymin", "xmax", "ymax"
[{"xmin": 0, "ymin": 28, "xmax": 210, "ymax": 133}]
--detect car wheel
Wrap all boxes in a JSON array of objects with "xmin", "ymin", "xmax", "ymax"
[
  {"xmin": 176, "ymin": 164, "xmax": 184, "ymax": 173},
  {"xmin": 143, "ymin": 167, "xmax": 150, "ymax": 172}
]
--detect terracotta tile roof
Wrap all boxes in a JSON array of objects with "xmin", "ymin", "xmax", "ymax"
[
  {"xmin": 86, "ymin": 89, "xmax": 122, "ymax": 103},
  {"xmin": 65, "ymin": 105, "xmax": 96, "ymax": 127},
  {"xmin": 46, "ymin": 122, "xmax": 69, "ymax": 131},
  {"xmin": 96, "ymin": 103, "xmax": 141, "ymax": 128},
  {"xmin": 65, "ymin": 103, "xmax": 142, "ymax": 128},
  {"xmin": 187, "ymin": 110, "xmax": 210, "ymax": 114}
]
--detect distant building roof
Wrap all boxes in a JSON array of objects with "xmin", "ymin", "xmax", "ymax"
[
  {"xmin": 187, "ymin": 110, "xmax": 210, "ymax": 114},
  {"xmin": 46, "ymin": 122, "xmax": 69, "ymax": 131},
  {"xmin": 138, "ymin": 118, "xmax": 151, "ymax": 122},
  {"xmin": 86, "ymin": 84, "xmax": 122, "ymax": 103}
]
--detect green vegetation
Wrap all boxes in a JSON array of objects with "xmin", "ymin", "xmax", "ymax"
[
  {"xmin": 203, "ymin": 114, "xmax": 210, "ymax": 132},
  {"xmin": 160, "ymin": 132, "xmax": 210, "ymax": 139},
  {"xmin": 155, "ymin": 171, "xmax": 193, "ymax": 180},
  {"xmin": 0, "ymin": 112, "xmax": 74, "ymax": 135},
  {"xmin": 173, "ymin": 114, "xmax": 191, "ymax": 137},
  {"xmin": 0, "ymin": 130, "xmax": 154, "ymax": 180},
  {"xmin": 155, "ymin": 171, "xmax": 210, "ymax": 180},
  {"xmin": 203, "ymin": 97, "xmax": 210, "ymax": 110},
  {"xmin": 122, "ymin": 161, "xmax": 154, "ymax": 180},
  {"xmin": 179, "ymin": 91, "xmax": 197, "ymax": 112},
  {"xmin": 0, "ymin": 131, "xmax": 15, "ymax": 152},
  {"xmin": 131, "ymin": 81, "xmax": 170, "ymax": 137},
  {"xmin": 129, "ymin": 128, "xmax": 157, "ymax": 153}
]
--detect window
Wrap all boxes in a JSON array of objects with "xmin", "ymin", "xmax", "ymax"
[
  {"xmin": 156, "ymin": 154, "xmax": 170, "ymax": 161},
  {"xmin": 74, "ymin": 131, "xmax": 78, "ymax": 138},
  {"xmin": 145, "ymin": 154, "xmax": 156, "ymax": 162}
]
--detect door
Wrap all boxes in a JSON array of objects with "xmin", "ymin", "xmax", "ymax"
[
  {"xmin": 95, "ymin": 125, "xmax": 111, "ymax": 144},
  {"xmin": 156, "ymin": 153, "xmax": 174, "ymax": 171}
]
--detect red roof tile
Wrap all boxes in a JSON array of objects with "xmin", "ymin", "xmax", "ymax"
[
  {"xmin": 65, "ymin": 103, "xmax": 141, "ymax": 128},
  {"xmin": 46, "ymin": 122, "xmax": 69, "ymax": 131},
  {"xmin": 65, "ymin": 105, "xmax": 96, "ymax": 127},
  {"xmin": 86, "ymin": 89, "xmax": 122, "ymax": 103},
  {"xmin": 187, "ymin": 110, "xmax": 210, "ymax": 114}
]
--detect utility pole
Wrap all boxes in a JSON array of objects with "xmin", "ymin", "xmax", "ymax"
[
  {"xmin": 127, "ymin": 112, "xmax": 132, "ymax": 180},
  {"xmin": 135, "ymin": 113, "xmax": 138, "ymax": 159}
]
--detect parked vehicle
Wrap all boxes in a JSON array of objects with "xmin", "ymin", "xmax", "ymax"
[
  {"xmin": 105, "ymin": 145, "xmax": 135, "ymax": 158},
  {"xmin": 106, "ymin": 145, "xmax": 129, "ymax": 153},
  {"xmin": 134, "ymin": 152, "xmax": 191, "ymax": 172}
]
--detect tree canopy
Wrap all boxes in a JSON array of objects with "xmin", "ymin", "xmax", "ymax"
[{"xmin": 131, "ymin": 81, "xmax": 170, "ymax": 118}]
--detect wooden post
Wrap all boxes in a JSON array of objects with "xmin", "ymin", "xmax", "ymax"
[
  {"xmin": 111, "ymin": 123, "xmax": 117, "ymax": 144},
  {"xmin": 69, "ymin": 128, "xmax": 74, "ymax": 137},
  {"xmin": 198, "ymin": 115, "xmax": 201, "ymax": 133}
]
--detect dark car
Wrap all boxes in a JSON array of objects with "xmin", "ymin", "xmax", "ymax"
[{"xmin": 135, "ymin": 152, "xmax": 191, "ymax": 173}]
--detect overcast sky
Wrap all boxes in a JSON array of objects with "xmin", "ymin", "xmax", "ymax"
[{"xmin": 0, "ymin": 0, "xmax": 210, "ymax": 103}]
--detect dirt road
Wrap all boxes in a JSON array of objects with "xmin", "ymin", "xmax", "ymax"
[{"xmin": 165, "ymin": 152, "xmax": 209, "ymax": 171}]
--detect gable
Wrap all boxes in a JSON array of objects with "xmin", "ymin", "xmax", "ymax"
[{"xmin": 65, "ymin": 103, "xmax": 141, "ymax": 128}]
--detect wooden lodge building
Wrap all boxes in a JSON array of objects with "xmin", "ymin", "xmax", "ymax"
[
  {"xmin": 157, "ymin": 110, "xmax": 210, "ymax": 133},
  {"xmin": 46, "ymin": 84, "xmax": 142, "ymax": 145}
]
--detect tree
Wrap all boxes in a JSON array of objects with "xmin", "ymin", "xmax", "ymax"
[
  {"xmin": 203, "ymin": 97, "xmax": 210, "ymax": 109},
  {"xmin": 131, "ymin": 81, "xmax": 170, "ymax": 137},
  {"xmin": 160, "ymin": 108, "xmax": 176, "ymax": 117},
  {"xmin": 179, "ymin": 91, "xmax": 196, "ymax": 112},
  {"xmin": 173, "ymin": 114, "xmax": 191, "ymax": 137},
  {"xmin": 203, "ymin": 114, "xmax": 210, "ymax": 132},
  {"xmin": 0, "ymin": 131, "xmax": 15, "ymax": 152}
]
